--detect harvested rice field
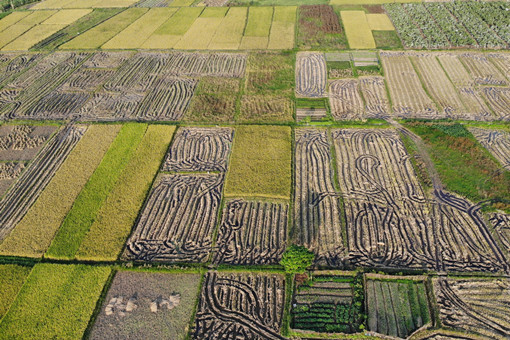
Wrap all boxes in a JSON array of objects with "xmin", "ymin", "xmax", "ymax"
[{"xmin": 1, "ymin": 1, "xmax": 510, "ymax": 339}]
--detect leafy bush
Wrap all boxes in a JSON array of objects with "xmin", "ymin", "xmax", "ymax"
[{"xmin": 280, "ymin": 245, "xmax": 314, "ymax": 274}]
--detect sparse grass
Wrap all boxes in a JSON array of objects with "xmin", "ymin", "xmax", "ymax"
[
  {"xmin": 297, "ymin": 4, "xmax": 347, "ymax": 50},
  {"xmin": 184, "ymin": 77, "xmax": 240, "ymax": 123},
  {"xmin": 296, "ymin": 97, "xmax": 327, "ymax": 109},
  {"xmin": 0, "ymin": 125, "xmax": 121, "ymax": 258},
  {"xmin": 405, "ymin": 122, "xmax": 510, "ymax": 209},
  {"xmin": 45, "ymin": 123, "xmax": 147, "ymax": 260},
  {"xmin": 31, "ymin": 8, "xmax": 122, "ymax": 50},
  {"xmin": 373, "ymin": 30, "xmax": 402, "ymax": 49},
  {"xmin": 225, "ymin": 125, "xmax": 292, "ymax": 199},
  {"xmin": 60, "ymin": 8, "xmax": 147, "ymax": 49},
  {"xmin": 75, "ymin": 125, "xmax": 175, "ymax": 262},
  {"xmin": 0, "ymin": 264, "xmax": 31, "ymax": 320},
  {"xmin": 0, "ymin": 263, "xmax": 111, "ymax": 340}
]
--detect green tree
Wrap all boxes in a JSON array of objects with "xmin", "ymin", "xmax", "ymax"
[{"xmin": 280, "ymin": 245, "xmax": 314, "ymax": 274}]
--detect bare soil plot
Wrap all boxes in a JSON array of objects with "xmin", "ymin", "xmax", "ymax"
[
  {"xmin": 291, "ymin": 273, "xmax": 364, "ymax": 334},
  {"xmin": 162, "ymin": 127, "xmax": 233, "ymax": 173},
  {"xmin": 213, "ymin": 199, "xmax": 288, "ymax": 265},
  {"xmin": 333, "ymin": 129, "xmax": 437, "ymax": 270},
  {"xmin": 193, "ymin": 271, "xmax": 285, "ymax": 339},
  {"xmin": 295, "ymin": 52, "xmax": 327, "ymax": 98},
  {"xmin": 0, "ymin": 125, "xmax": 84, "ymax": 242},
  {"xmin": 469, "ymin": 128, "xmax": 510, "ymax": 171},
  {"xmin": 90, "ymin": 271, "xmax": 201, "ymax": 340},
  {"xmin": 434, "ymin": 277, "xmax": 510, "ymax": 340},
  {"xmin": 366, "ymin": 275, "xmax": 430, "ymax": 338},
  {"xmin": 380, "ymin": 52, "xmax": 438, "ymax": 118},
  {"xmin": 328, "ymin": 79, "xmax": 364, "ymax": 120},
  {"xmin": 124, "ymin": 174, "xmax": 224, "ymax": 263},
  {"xmin": 359, "ymin": 76, "xmax": 390, "ymax": 118},
  {"xmin": 297, "ymin": 5, "xmax": 346, "ymax": 50},
  {"xmin": 294, "ymin": 129, "xmax": 344, "ymax": 267}
]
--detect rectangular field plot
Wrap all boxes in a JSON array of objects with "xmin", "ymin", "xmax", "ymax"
[
  {"xmin": 333, "ymin": 129, "xmax": 437, "ymax": 270},
  {"xmin": 60, "ymin": 8, "xmax": 147, "ymax": 49},
  {"xmin": 208, "ymin": 7, "xmax": 247, "ymax": 50},
  {"xmin": 193, "ymin": 271, "xmax": 285, "ymax": 339},
  {"xmin": 291, "ymin": 273, "xmax": 364, "ymax": 334},
  {"xmin": 225, "ymin": 125, "xmax": 291, "ymax": 200},
  {"xmin": 0, "ymin": 125, "xmax": 84, "ymax": 244},
  {"xmin": 385, "ymin": 2, "xmax": 510, "ymax": 49},
  {"xmin": 295, "ymin": 52, "xmax": 327, "ymax": 98},
  {"xmin": 434, "ymin": 277, "xmax": 510, "ymax": 340},
  {"xmin": 76, "ymin": 125, "xmax": 174, "ymax": 261},
  {"xmin": 469, "ymin": 128, "xmax": 510, "ymax": 171},
  {"xmin": 239, "ymin": 7, "xmax": 272, "ymax": 49},
  {"xmin": 0, "ymin": 125, "xmax": 119, "ymax": 258},
  {"xmin": 0, "ymin": 264, "xmax": 31, "ymax": 320},
  {"xmin": 162, "ymin": 127, "xmax": 233, "ymax": 173},
  {"xmin": 366, "ymin": 275, "xmax": 431, "ymax": 338},
  {"xmin": 90, "ymin": 271, "xmax": 201, "ymax": 340},
  {"xmin": 328, "ymin": 79, "xmax": 364, "ymax": 120},
  {"xmin": 124, "ymin": 174, "xmax": 224, "ymax": 263},
  {"xmin": 296, "ymin": 5, "xmax": 346, "ymax": 50},
  {"xmin": 2, "ymin": 51, "xmax": 246, "ymax": 122},
  {"xmin": 268, "ymin": 6, "xmax": 296, "ymax": 50},
  {"xmin": 294, "ymin": 129, "xmax": 344, "ymax": 267},
  {"xmin": 380, "ymin": 52, "xmax": 438, "ymax": 118},
  {"xmin": 213, "ymin": 199, "xmax": 288, "ymax": 265},
  {"xmin": 0, "ymin": 263, "xmax": 110, "ymax": 340}
]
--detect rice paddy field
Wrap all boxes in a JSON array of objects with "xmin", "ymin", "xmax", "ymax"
[{"xmin": 0, "ymin": 0, "xmax": 509, "ymax": 339}]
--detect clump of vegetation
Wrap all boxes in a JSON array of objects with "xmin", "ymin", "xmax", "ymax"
[{"xmin": 280, "ymin": 245, "xmax": 314, "ymax": 274}]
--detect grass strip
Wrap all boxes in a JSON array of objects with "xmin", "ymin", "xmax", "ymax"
[
  {"xmin": 406, "ymin": 122, "xmax": 510, "ymax": 209},
  {"xmin": 31, "ymin": 8, "xmax": 122, "ymax": 50},
  {"xmin": 0, "ymin": 263, "xmax": 110, "ymax": 340},
  {"xmin": 140, "ymin": 6, "xmax": 202, "ymax": 49},
  {"xmin": 340, "ymin": 10, "xmax": 375, "ymax": 49},
  {"xmin": 225, "ymin": 125, "xmax": 292, "ymax": 199},
  {"xmin": 0, "ymin": 125, "xmax": 121, "ymax": 258},
  {"xmin": 60, "ymin": 8, "xmax": 147, "ymax": 49},
  {"xmin": 46, "ymin": 123, "xmax": 147, "ymax": 260},
  {"xmin": 102, "ymin": 7, "xmax": 177, "ymax": 49},
  {"xmin": 208, "ymin": 7, "xmax": 247, "ymax": 50},
  {"xmin": 0, "ymin": 11, "xmax": 31, "ymax": 32},
  {"xmin": 0, "ymin": 264, "xmax": 31, "ymax": 320},
  {"xmin": 75, "ymin": 125, "xmax": 175, "ymax": 261}
]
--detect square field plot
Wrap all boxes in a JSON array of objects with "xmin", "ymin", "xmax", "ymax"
[
  {"xmin": 90, "ymin": 271, "xmax": 201, "ymax": 340},
  {"xmin": 193, "ymin": 271, "xmax": 285, "ymax": 339},
  {"xmin": 366, "ymin": 275, "xmax": 431, "ymax": 338},
  {"xmin": 291, "ymin": 273, "xmax": 364, "ymax": 334}
]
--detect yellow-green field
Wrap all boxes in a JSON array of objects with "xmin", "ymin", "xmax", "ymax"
[
  {"xmin": 33, "ymin": 0, "xmax": 138, "ymax": 9},
  {"xmin": 366, "ymin": 13, "xmax": 395, "ymax": 31},
  {"xmin": 240, "ymin": 7, "xmax": 273, "ymax": 49},
  {"xmin": 340, "ymin": 10, "xmax": 376, "ymax": 49}
]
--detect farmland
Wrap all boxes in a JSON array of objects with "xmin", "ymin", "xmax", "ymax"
[{"xmin": 1, "ymin": 0, "xmax": 510, "ymax": 339}]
